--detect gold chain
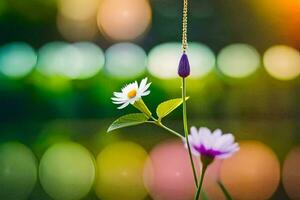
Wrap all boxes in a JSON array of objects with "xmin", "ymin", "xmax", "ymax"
[{"xmin": 182, "ymin": 0, "xmax": 188, "ymax": 52}]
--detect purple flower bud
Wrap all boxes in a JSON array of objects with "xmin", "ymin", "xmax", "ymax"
[{"xmin": 178, "ymin": 53, "xmax": 190, "ymax": 78}]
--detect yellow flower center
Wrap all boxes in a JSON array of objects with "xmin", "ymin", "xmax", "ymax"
[{"xmin": 127, "ymin": 89, "xmax": 137, "ymax": 99}]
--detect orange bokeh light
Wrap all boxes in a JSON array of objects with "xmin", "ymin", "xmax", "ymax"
[
  {"xmin": 97, "ymin": 0, "xmax": 152, "ymax": 41},
  {"xmin": 249, "ymin": 0, "xmax": 300, "ymax": 47},
  {"xmin": 220, "ymin": 141, "xmax": 280, "ymax": 200},
  {"xmin": 283, "ymin": 146, "xmax": 300, "ymax": 199}
]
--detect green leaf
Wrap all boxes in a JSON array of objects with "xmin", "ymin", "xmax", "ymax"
[
  {"xmin": 107, "ymin": 113, "xmax": 149, "ymax": 132},
  {"xmin": 156, "ymin": 97, "xmax": 189, "ymax": 119}
]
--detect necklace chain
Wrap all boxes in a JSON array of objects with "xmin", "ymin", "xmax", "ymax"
[{"xmin": 182, "ymin": 0, "xmax": 188, "ymax": 52}]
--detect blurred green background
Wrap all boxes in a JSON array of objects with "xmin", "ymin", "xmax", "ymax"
[{"xmin": 1, "ymin": 0, "xmax": 300, "ymax": 199}]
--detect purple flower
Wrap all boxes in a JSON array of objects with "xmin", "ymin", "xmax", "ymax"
[
  {"xmin": 183, "ymin": 127, "xmax": 239, "ymax": 159},
  {"xmin": 178, "ymin": 53, "xmax": 190, "ymax": 78}
]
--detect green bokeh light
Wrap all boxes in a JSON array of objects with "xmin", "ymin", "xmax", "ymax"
[
  {"xmin": 36, "ymin": 41, "xmax": 68, "ymax": 77},
  {"xmin": 0, "ymin": 142, "xmax": 38, "ymax": 200},
  {"xmin": 188, "ymin": 42, "xmax": 215, "ymax": 78},
  {"xmin": 37, "ymin": 42, "xmax": 104, "ymax": 80},
  {"xmin": 39, "ymin": 142, "xmax": 95, "ymax": 200},
  {"xmin": 71, "ymin": 42, "xmax": 105, "ymax": 80},
  {"xmin": 0, "ymin": 42, "xmax": 37, "ymax": 79},
  {"xmin": 104, "ymin": 43, "xmax": 147, "ymax": 79}
]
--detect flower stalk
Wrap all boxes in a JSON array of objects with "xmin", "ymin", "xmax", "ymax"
[
  {"xmin": 217, "ymin": 181, "xmax": 233, "ymax": 200},
  {"xmin": 133, "ymin": 99, "xmax": 152, "ymax": 117},
  {"xmin": 194, "ymin": 163, "xmax": 208, "ymax": 200},
  {"xmin": 194, "ymin": 156, "xmax": 213, "ymax": 200},
  {"xmin": 182, "ymin": 77, "xmax": 198, "ymax": 187}
]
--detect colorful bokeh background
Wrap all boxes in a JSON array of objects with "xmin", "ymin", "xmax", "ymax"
[{"xmin": 1, "ymin": 0, "xmax": 300, "ymax": 199}]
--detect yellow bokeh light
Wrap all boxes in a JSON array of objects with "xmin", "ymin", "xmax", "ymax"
[
  {"xmin": 217, "ymin": 43, "xmax": 260, "ymax": 78},
  {"xmin": 95, "ymin": 141, "xmax": 148, "ymax": 200},
  {"xmin": 283, "ymin": 146, "xmax": 300, "ymax": 199},
  {"xmin": 263, "ymin": 45, "xmax": 300, "ymax": 80},
  {"xmin": 97, "ymin": 0, "xmax": 152, "ymax": 41},
  {"xmin": 58, "ymin": 0, "xmax": 100, "ymax": 21},
  {"xmin": 220, "ymin": 141, "xmax": 280, "ymax": 200},
  {"xmin": 57, "ymin": 14, "xmax": 99, "ymax": 42}
]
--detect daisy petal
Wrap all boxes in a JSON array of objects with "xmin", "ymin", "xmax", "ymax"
[
  {"xmin": 117, "ymin": 102, "xmax": 130, "ymax": 109},
  {"xmin": 111, "ymin": 97, "xmax": 127, "ymax": 102},
  {"xmin": 113, "ymin": 92, "xmax": 125, "ymax": 98},
  {"xmin": 113, "ymin": 101, "xmax": 127, "ymax": 104},
  {"xmin": 139, "ymin": 77, "xmax": 148, "ymax": 89},
  {"xmin": 141, "ymin": 82, "xmax": 151, "ymax": 93},
  {"xmin": 141, "ymin": 90, "xmax": 150, "ymax": 96}
]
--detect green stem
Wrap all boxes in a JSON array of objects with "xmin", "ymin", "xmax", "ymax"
[
  {"xmin": 158, "ymin": 122, "xmax": 185, "ymax": 139},
  {"xmin": 148, "ymin": 117, "xmax": 184, "ymax": 139},
  {"xmin": 194, "ymin": 164, "xmax": 207, "ymax": 200},
  {"xmin": 201, "ymin": 191, "xmax": 209, "ymax": 200},
  {"xmin": 182, "ymin": 78, "xmax": 198, "ymax": 187},
  {"xmin": 217, "ymin": 181, "xmax": 233, "ymax": 200}
]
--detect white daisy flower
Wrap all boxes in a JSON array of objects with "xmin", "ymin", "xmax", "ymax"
[
  {"xmin": 112, "ymin": 77, "xmax": 151, "ymax": 109},
  {"xmin": 184, "ymin": 127, "xmax": 239, "ymax": 159}
]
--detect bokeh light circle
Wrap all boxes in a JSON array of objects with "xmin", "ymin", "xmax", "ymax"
[
  {"xmin": 104, "ymin": 43, "xmax": 147, "ymax": 79},
  {"xmin": 282, "ymin": 146, "xmax": 300, "ymax": 199},
  {"xmin": 0, "ymin": 142, "xmax": 38, "ymax": 200},
  {"xmin": 148, "ymin": 42, "xmax": 215, "ymax": 79},
  {"xmin": 57, "ymin": 14, "xmax": 99, "ymax": 42},
  {"xmin": 71, "ymin": 42, "xmax": 105, "ymax": 79},
  {"xmin": 0, "ymin": 42, "xmax": 37, "ymax": 78},
  {"xmin": 36, "ymin": 41, "xmax": 68, "ymax": 76},
  {"xmin": 263, "ymin": 45, "xmax": 300, "ymax": 80},
  {"xmin": 97, "ymin": 0, "xmax": 152, "ymax": 41},
  {"xmin": 37, "ymin": 42, "xmax": 104, "ymax": 79},
  {"xmin": 39, "ymin": 142, "xmax": 95, "ymax": 200},
  {"xmin": 189, "ymin": 43, "xmax": 215, "ymax": 78},
  {"xmin": 58, "ymin": 0, "xmax": 100, "ymax": 21},
  {"xmin": 95, "ymin": 141, "xmax": 148, "ymax": 200},
  {"xmin": 144, "ymin": 140, "xmax": 199, "ymax": 200},
  {"xmin": 220, "ymin": 141, "xmax": 280, "ymax": 200},
  {"xmin": 53, "ymin": 44, "xmax": 84, "ymax": 79},
  {"xmin": 217, "ymin": 43, "xmax": 260, "ymax": 78}
]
